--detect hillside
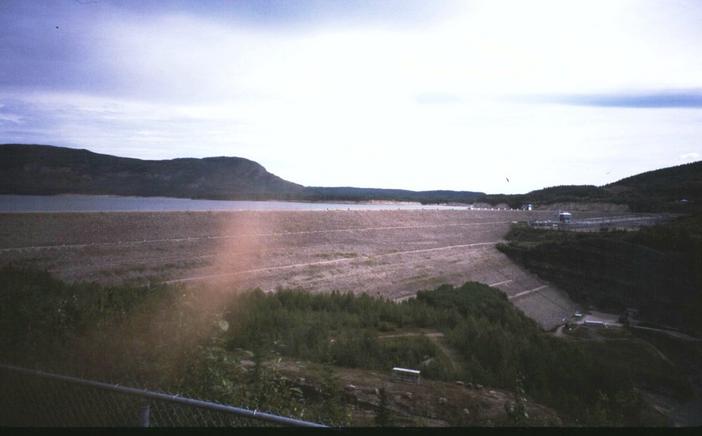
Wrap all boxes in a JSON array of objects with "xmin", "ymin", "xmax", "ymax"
[
  {"xmin": 0, "ymin": 144, "xmax": 306, "ymax": 200},
  {"xmin": 301, "ymin": 186, "xmax": 484, "ymax": 204},
  {"xmin": 3, "ymin": 143, "xmax": 699, "ymax": 209},
  {"xmin": 0, "ymin": 144, "xmax": 485, "ymax": 203},
  {"xmin": 1, "ymin": 267, "xmax": 676, "ymax": 425},
  {"xmin": 498, "ymin": 215, "xmax": 702, "ymax": 334},
  {"xmin": 478, "ymin": 161, "xmax": 702, "ymax": 212},
  {"xmin": 476, "ymin": 185, "xmax": 611, "ymax": 210},
  {"xmin": 604, "ymin": 161, "xmax": 702, "ymax": 212}
]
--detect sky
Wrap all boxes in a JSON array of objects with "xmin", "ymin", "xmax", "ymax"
[{"xmin": 1, "ymin": 0, "xmax": 701, "ymax": 194}]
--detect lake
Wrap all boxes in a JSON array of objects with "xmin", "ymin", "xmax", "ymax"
[{"xmin": 0, "ymin": 195, "xmax": 470, "ymax": 213}]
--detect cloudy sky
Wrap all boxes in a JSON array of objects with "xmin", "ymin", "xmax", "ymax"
[{"xmin": 1, "ymin": 0, "xmax": 701, "ymax": 194}]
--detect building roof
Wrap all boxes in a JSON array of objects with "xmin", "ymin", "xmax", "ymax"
[{"xmin": 392, "ymin": 367, "xmax": 420, "ymax": 375}]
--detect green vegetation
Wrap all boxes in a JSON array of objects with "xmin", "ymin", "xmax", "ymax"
[
  {"xmin": 0, "ymin": 143, "xmax": 304, "ymax": 200},
  {"xmin": 0, "ymin": 144, "xmax": 484, "ymax": 204},
  {"xmin": 479, "ymin": 160, "xmax": 702, "ymax": 212},
  {"xmin": 222, "ymin": 289, "xmax": 454, "ymax": 379},
  {"xmin": 479, "ymin": 185, "xmax": 612, "ymax": 210},
  {"xmin": 1, "ymin": 266, "xmax": 687, "ymax": 425},
  {"xmin": 608, "ymin": 160, "xmax": 702, "ymax": 212},
  {"xmin": 300, "ymin": 187, "xmax": 484, "ymax": 204},
  {"xmin": 498, "ymin": 215, "xmax": 702, "ymax": 334},
  {"xmin": 4, "ymin": 143, "xmax": 700, "ymax": 209}
]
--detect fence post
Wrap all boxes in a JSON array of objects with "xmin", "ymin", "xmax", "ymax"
[
  {"xmin": 139, "ymin": 403, "xmax": 150, "ymax": 427},
  {"xmin": 0, "ymin": 363, "xmax": 326, "ymax": 427}
]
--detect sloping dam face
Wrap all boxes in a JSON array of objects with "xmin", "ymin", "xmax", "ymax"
[{"xmin": 0, "ymin": 209, "xmax": 585, "ymax": 329}]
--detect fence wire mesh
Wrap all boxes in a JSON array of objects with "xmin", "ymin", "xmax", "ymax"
[{"xmin": 0, "ymin": 363, "xmax": 325, "ymax": 427}]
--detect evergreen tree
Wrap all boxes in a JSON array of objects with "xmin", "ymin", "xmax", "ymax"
[{"xmin": 375, "ymin": 387, "xmax": 391, "ymax": 427}]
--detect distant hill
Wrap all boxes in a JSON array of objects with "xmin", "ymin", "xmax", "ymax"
[
  {"xmin": 4, "ymin": 143, "xmax": 697, "ymax": 209},
  {"xmin": 300, "ymin": 186, "xmax": 484, "ymax": 204},
  {"xmin": 478, "ymin": 161, "xmax": 702, "ymax": 212},
  {"xmin": 604, "ymin": 160, "xmax": 702, "ymax": 211},
  {"xmin": 0, "ymin": 144, "xmax": 485, "ymax": 203},
  {"xmin": 0, "ymin": 144, "xmax": 305, "ymax": 200},
  {"xmin": 477, "ymin": 185, "xmax": 611, "ymax": 210}
]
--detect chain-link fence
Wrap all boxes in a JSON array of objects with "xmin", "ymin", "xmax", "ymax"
[{"xmin": 0, "ymin": 363, "xmax": 326, "ymax": 427}]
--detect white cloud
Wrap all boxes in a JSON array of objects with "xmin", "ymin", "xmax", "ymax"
[
  {"xmin": 3, "ymin": 0, "xmax": 702, "ymax": 193},
  {"xmin": 680, "ymin": 152, "xmax": 700, "ymax": 162},
  {"xmin": 5, "ymin": 89, "xmax": 702, "ymax": 193},
  {"xmin": 91, "ymin": 0, "xmax": 702, "ymax": 104},
  {"xmin": 0, "ymin": 113, "xmax": 22, "ymax": 124}
]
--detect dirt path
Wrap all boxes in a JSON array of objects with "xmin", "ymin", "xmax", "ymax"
[
  {"xmin": 631, "ymin": 326, "xmax": 702, "ymax": 342},
  {"xmin": 488, "ymin": 279, "xmax": 513, "ymax": 287},
  {"xmin": 377, "ymin": 332, "xmax": 445, "ymax": 340},
  {"xmin": 553, "ymin": 325, "xmax": 566, "ymax": 338},
  {"xmin": 426, "ymin": 335, "xmax": 462, "ymax": 373},
  {"xmin": 508, "ymin": 285, "xmax": 548, "ymax": 300},
  {"xmin": 163, "ymin": 241, "xmax": 499, "ymax": 285},
  {"xmin": 377, "ymin": 331, "xmax": 462, "ymax": 373},
  {"xmin": 0, "ymin": 221, "xmax": 511, "ymax": 253}
]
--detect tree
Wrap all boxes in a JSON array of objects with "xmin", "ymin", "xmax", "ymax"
[
  {"xmin": 505, "ymin": 373, "xmax": 529, "ymax": 425},
  {"xmin": 375, "ymin": 387, "xmax": 392, "ymax": 426}
]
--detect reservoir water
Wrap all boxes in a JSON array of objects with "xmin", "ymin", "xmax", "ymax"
[{"xmin": 0, "ymin": 195, "xmax": 470, "ymax": 213}]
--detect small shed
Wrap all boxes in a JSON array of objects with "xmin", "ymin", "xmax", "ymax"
[{"xmin": 392, "ymin": 367, "xmax": 421, "ymax": 384}]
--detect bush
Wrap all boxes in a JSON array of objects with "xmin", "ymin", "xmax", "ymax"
[{"xmin": 1, "ymin": 267, "xmax": 689, "ymax": 425}]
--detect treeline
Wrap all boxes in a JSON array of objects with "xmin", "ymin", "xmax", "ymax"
[
  {"xmin": 497, "ymin": 215, "xmax": 702, "ymax": 334},
  {"xmin": 222, "ymin": 285, "xmax": 686, "ymax": 425},
  {"xmin": 0, "ymin": 144, "xmax": 306, "ymax": 200},
  {"xmin": 603, "ymin": 160, "xmax": 702, "ymax": 212},
  {"xmin": 299, "ymin": 187, "xmax": 484, "ymax": 204},
  {"xmin": 0, "ymin": 144, "xmax": 484, "ymax": 204},
  {"xmin": 478, "ymin": 161, "xmax": 702, "ymax": 212},
  {"xmin": 477, "ymin": 185, "xmax": 611, "ymax": 209},
  {"xmin": 4, "ymin": 144, "xmax": 700, "ymax": 211},
  {"xmin": 0, "ymin": 266, "xmax": 686, "ymax": 425},
  {"xmin": 609, "ymin": 160, "xmax": 702, "ymax": 199}
]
